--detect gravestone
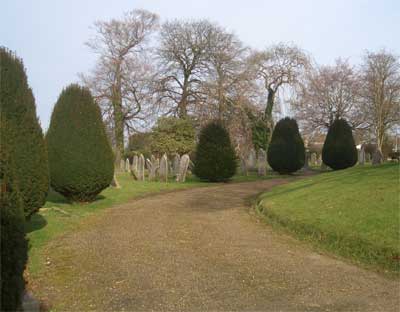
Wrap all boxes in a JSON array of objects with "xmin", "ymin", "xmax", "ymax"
[
  {"xmin": 159, "ymin": 154, "xmax": 169, "ymax": 182},
  {"xmin": 110, "ymin": 173, "xmax": 121, "ymax": 188},
  {"xmin": 240, "ymin": 157, "xmax": 248, "ymax": 175},
  {"xmin": 257, "ymin": 149, "xmax": 267, "ymax": 176},
  {"xmin": 303, "ymin": 151, "xmax": 310, "ymax": 169},
  {"xmin": 125, "ymin": 158, "xmax": 130, "ymax": 172},
  {"xmin": 146, "ymin": 158, "xmax": 159, "ymax": 181},
  {"xmin": 320, "ymin": 162, "xmax": 327, "ymax": 170},
  {"xmin": 132, "ymin": 155, "xmax": 138, "ymax": 172},
  {"xmin": 372, "ymin": 150, "xmax": 383, "ymax": 165},
  {"xmin": 247, "ymin": 148, "xmax": 256, "ymax": 170},
  {"xmin": 120, "ymin": 159, "xmax": 125, "ymax": 172},
  {"xmin": 151, "ymin": 154, "xmax": 156, "ymax": 165},
  {"xmin": 138, "ymin": 154, "xmax": 145, "ymax": 181},
  {"xmin": 176, "ymin": 154, "xmax": 190, "ymax": 182},
  {"xmin": 359, "ymin": 147, "xmax": 365, "ymax": 165},
  {"xmin": 310, "ymin": 153, "xmax": 317, "ymax": 166},
  {"xmin": 317, "ymin": 155, "xmax": 322, "ymax": 165},
  {"xmin": 172, "ymin": 154, "xmax": 181, "ymax": 177}
]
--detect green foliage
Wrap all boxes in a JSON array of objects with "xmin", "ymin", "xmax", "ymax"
[
  {"xmin": 125, "ymin": 132, "xmax": 152, "ymax": 159},
  {"xmin": 193, "ymin": 121, "xmax": 237, "ymax": 182},
  {"xmin": 322, "ymin": 119, "xmax": 357, "ymax": 170},
  {"xmin": 0, "ymin": 47, "xmax": 49, "ymax": 217},
  {"xmin": 150, "ymin": 117, "xmax": 195, "ymax": 156},
  {"xmin": 251, "ymin": 119, "xmax": 270, "ymax": 150},
  {"xmin": 246, "ymin": 109, "xmax": 269, "ymax": 150},
  {"xmin": 267, "ymin": 118, "xmax": 305, "ymax": 174},
  {"xmin": 46, "ymin": 84, "xmax": 114, "ymax": 202},
  {"xmin": 0, "ymin": 117, "xmax": 28, "ymax": 311}
]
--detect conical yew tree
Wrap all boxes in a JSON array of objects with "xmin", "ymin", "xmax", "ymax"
[
  {"xmin": 0, "ymin": 117, "xmax": 28, "ymax": 311},
  {"xmin": 0, "ymin": 47, "xmax": 49, "ymax": 217},
  {"xmin": 267, "ymin": 117, "xmax": 305, "ymax": 174},
  {"xmin": 193, "ymin": 121, "xmax": 237, "ymax": 182},
  {"xmin": 46, "ymin": 84, "xmax": 114, "ymax": 201},
  {"xmin": 322, "ymin": 118, "xmax": 357, "ymax": 170}
]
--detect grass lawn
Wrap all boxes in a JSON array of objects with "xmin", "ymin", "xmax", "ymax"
[
  {"xmin": 256, "ymin": 163, "xmax": 400, "ymax": 273},
  {"xmin": 26, "ymin": 171, "xmax": 283, "ymax": 277}
]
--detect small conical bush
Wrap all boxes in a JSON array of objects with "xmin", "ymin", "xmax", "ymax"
[
  {"xmin": 322, "ymin": 118, "xmax": 357, "ymax": 170},
  {"xmin": 193, "ymin": 121, "xmax": 237, "ymax": 182},
  {"xmin": 46, "ymin": 84, "xmax": 114, "ymax": 202},
  {"xmin": 267, "ymin": 117, "xmax": 305, "ymax": 174},
  {"xmin": 0, "ymin": 116, "xmax": 28, "ymax": 311},
  {"xmin": 0, "ymin": 47, "xmax": 49, "ymax": 217}
]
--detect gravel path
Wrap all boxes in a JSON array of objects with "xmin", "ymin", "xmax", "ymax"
[{"xmin": 32, "ymin": 179, "xmax": 400, "ymax": 311}]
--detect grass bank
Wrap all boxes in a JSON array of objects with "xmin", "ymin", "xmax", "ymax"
[
  {"xmin": 256, "ymin": 163, "xmax": 400, "ymax": 273},
  {"xmin": 26, "ymin": 171, "xmax": 282, "ymax": 276}
]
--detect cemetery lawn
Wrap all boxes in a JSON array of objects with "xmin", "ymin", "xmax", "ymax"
[
  {"xmin": 256, "ymin": 163, "xmax": 400, "ymax": 273},
  {"xmin": 25, "ymin": 171, "xmax": 283, "ymax": 277}
]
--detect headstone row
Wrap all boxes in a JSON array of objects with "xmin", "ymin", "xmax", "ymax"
[
  {"xmin": 122, "ymin": 153, "xmax": 190, "ymax": 183},
  {"xmin": 240, "ymin": 148, "xmax": 268, "ymax": 176}
]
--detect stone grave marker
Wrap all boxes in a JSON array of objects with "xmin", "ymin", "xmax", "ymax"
[
  {"xmin": 176, "ymin": 154, "xmax": 190, "ymax": 182},
  {"xmin": 159, "ymin": 154, "xmax": 169, "ymax": 182},
  {"xmin": 257, "ymin": 149, "xmax": 267, "ymax": 176}
]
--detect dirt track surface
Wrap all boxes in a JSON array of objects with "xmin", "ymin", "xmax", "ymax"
[{"xmin": 32, "ymin": 179, "xmax": 400, "ymax": 311}]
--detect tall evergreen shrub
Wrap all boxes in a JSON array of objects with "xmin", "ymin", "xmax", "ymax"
[
  {"xmin": 0, "ymin": 117, "xmax": 28, "ymax": 311},
  {"xmin": 193, "ymin": 121, "xmax": 237, "ymax": 182},
  {"xmin": 46, "ymin": 84, "xmax": 114, "ymax": 201},
  {"xmin": 0, "ymin": 47, "xmax": 49, "ymax": 217},
  {"xmin": 322, "ymin": 118, "xmax": 357, "ymax": 170},
  {"xmin": 267, "ymin": 117, "xmax": 305, "ymax": 174}
]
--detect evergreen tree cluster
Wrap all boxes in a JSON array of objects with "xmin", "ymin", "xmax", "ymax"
[
  {"xmin": 0, "ymin": 47, "xmax": 32, "ymax": 310},
  {"xmin": 0, "ymin": 48, "xmax": 115, "ymax": 310}
]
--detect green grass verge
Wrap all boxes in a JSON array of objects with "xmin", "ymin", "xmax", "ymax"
[
  {"xmin": 26, "ymin": 171, "xmax": 282, "ymax": 276},
  {"xmin": 256, "ymin": 163, "xmax": 400, "ymax": 273}
]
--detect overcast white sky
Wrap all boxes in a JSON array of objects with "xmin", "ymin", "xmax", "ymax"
[{"xmin": 1, "ymin": 0, "xmax": 399, "ymax": 129}]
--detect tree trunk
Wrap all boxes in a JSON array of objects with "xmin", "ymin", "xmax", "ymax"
[
  {"xmin": 217, "ymin": 72, "xmax": 224, "ymax": 120},
  {"xmin": 112, "ymin": 65, "xmax": 124, "ymax": 169},
  {"xmin": 263, "ymin": 88, "xmax": 276, "ymax": 146},
  {"xmin": 374, "ymin": 126, "xmax": 385, "ymax": 164},
  {"xmin": 264, "ymin": 88, "xmax": 275, "ymax": 119},
  {"xmin": 178, "ymin": 100, "xmax": 187, "ymax": 118},
  {"xmin": 178, "ymin": 76, "xmax": 189, "ymax": 118},
  {"xmin": 113, "ymin": 99, "xmax": 124, "ymax": 169}
]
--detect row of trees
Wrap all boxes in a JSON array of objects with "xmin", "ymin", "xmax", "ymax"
[
  {"xmin": 82, "ymin": 9, "xmax": 399, "ymax": 164},
  {"xmin": 194, "ymin": 115, "xmax": 358, "ymax": 183},
  {"xmin": 294, "ymin": 54, "xmax": 400, "ymax": 155},
  {"xmin": 0, "ymin": 48, "xmax": 114, "ymax": 310}
]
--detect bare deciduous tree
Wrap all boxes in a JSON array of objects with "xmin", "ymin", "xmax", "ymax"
[
  {"xmin": 204, "ymin": 26, "xmax": 248, "ymax": 120},
  {"xmin": 360, "ymin": 50, "xmax": 400, "ymax": 156},
  {"xmin": 156, "ymin": 19, "xmax": 215, "ymax": 118},
  {"xmin": 83, "ymin": 9, "xmax": 159, "ymax": 165},
  {"xmin": 249, "ymin": 43, "xmax": 309, "ymax": 143},
  {"xmin": 293, "ymin": 59, "xmax": 363, "ymax": 135}
]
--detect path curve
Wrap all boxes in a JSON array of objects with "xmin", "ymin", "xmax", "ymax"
[{"xmin": 32, "ymin": 179, "xmax": 399, "ymax": 311}]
